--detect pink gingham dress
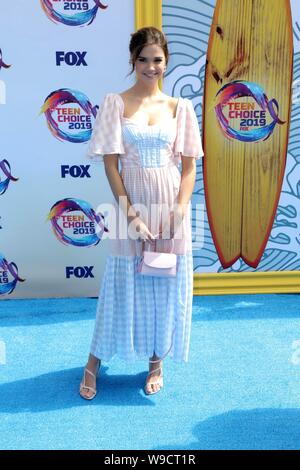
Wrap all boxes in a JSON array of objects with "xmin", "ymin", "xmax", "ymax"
[{"xmin": 87, "ymin": 93, "xmax": 203, "ymax": 362}]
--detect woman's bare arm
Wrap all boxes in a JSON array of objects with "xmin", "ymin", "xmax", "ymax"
[
  {"xmin": 103, "ymin": 154, "xmax": 136, "ymax": 221},
  {"xmin": 159, "ymin": 155, "xmax": 197, "ymax": 239},
  {"xmin": 103, "ymin": 154, "xmax": 155, "ymax": 242},
  {"xmin": 177, "ymin": 156, "xmax": 197, "ymax": 216}
]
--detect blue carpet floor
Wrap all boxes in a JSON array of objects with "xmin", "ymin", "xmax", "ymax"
[{"xmin": 1, "ymin": 293, "xmax": 300, "ymax": 450}]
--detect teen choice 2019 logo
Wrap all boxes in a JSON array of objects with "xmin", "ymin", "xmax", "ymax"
[
  {"xmin": 215, "ymin": 80, "xmax": 285, "ymax": 142},
  {"xmin": 40, "ymin": 0, "xmax": 108, "ymax": 26},
  {"xmin": 0, "ymin": 159, "xmax": 18, "ymax": 196},
  {"xmin": 0, "ymin": 254, "xmax": 25, "ymax": 296},
  {"xmin": 47, "ymin": 198, "xmax": 109, "ymax": 247},
  {"xmin": 40, "ymin": 89, "xmax": 98, "ymax": 143}
]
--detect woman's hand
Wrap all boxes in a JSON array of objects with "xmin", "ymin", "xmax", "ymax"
[
  {"xmin": 128, "ymin": 216, "xmax": 156, "ymax": 244},
  {"xmin": 159, "ymin": 206, "xmax": 186, "ymax": 240}
]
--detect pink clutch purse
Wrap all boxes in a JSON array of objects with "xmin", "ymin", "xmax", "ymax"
[{"xmin": 136, "ymin": 239, "xmax": 177, "ymax": 278}]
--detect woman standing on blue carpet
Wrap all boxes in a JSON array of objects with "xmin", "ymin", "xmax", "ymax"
[{"xmin": 79, "ymin": 26, "xmax": 203, "ymax": 399}]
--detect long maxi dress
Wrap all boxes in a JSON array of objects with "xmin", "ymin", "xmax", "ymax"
[{"xmin": 86, "ymin": 93, "xmax": 203, "ymax": 363}]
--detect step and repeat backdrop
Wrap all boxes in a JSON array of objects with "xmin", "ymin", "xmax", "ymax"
[
  {"xmin": 0, "ymin": 0, "xmax": 135, "ymax": 298},
  {"xmin": 0, "ymin": 0, "xmax": 299, "ymax": 299}
]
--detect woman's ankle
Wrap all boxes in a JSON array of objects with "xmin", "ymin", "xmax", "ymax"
[{"xmin": 87, "ymin": 355, "xmax": 101, "ymax": 371}]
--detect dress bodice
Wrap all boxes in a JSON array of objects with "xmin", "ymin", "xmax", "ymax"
[
  {"xmin": 86, "ymin": 92, "xmax": 204, "ymax": 165},
  {"xmin": 120, "ymin": 119, "xmax": 178, "ymax": 169}
]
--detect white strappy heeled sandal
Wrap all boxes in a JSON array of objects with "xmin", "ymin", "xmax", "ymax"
[
  {"xmin": 144, "ymin": 359, "xmax": 163, "ymax": 395},
  {"xmin": 79, "ymin": 362, "xmax": 100, "ymax": 400}
]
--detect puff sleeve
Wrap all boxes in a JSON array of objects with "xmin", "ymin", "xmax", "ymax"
[
  {"xmin": 174, "ymin": 98, "xmax": 204, "ymax": 159},
  {"xmin": 86, "ymin": 93, "xmax": 125, "ymax": 163}
]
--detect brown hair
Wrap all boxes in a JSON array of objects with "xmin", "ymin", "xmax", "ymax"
[{"xmin": 128, "ymin": 26, "xmax": 169, "ymax": 76}]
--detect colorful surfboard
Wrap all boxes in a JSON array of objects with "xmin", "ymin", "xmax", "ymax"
[{"xmin": 203, "ymin": 0, "xmax": 293, "ymax": 268}]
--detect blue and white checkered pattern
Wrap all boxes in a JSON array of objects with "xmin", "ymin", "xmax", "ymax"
[
  {"xmin": 122, "ymin": 122, "xmax": 176, "ymax": 168},
  {"xmin": 90, "ymin": 254, "xmax": 194, "ymax": 363}
]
